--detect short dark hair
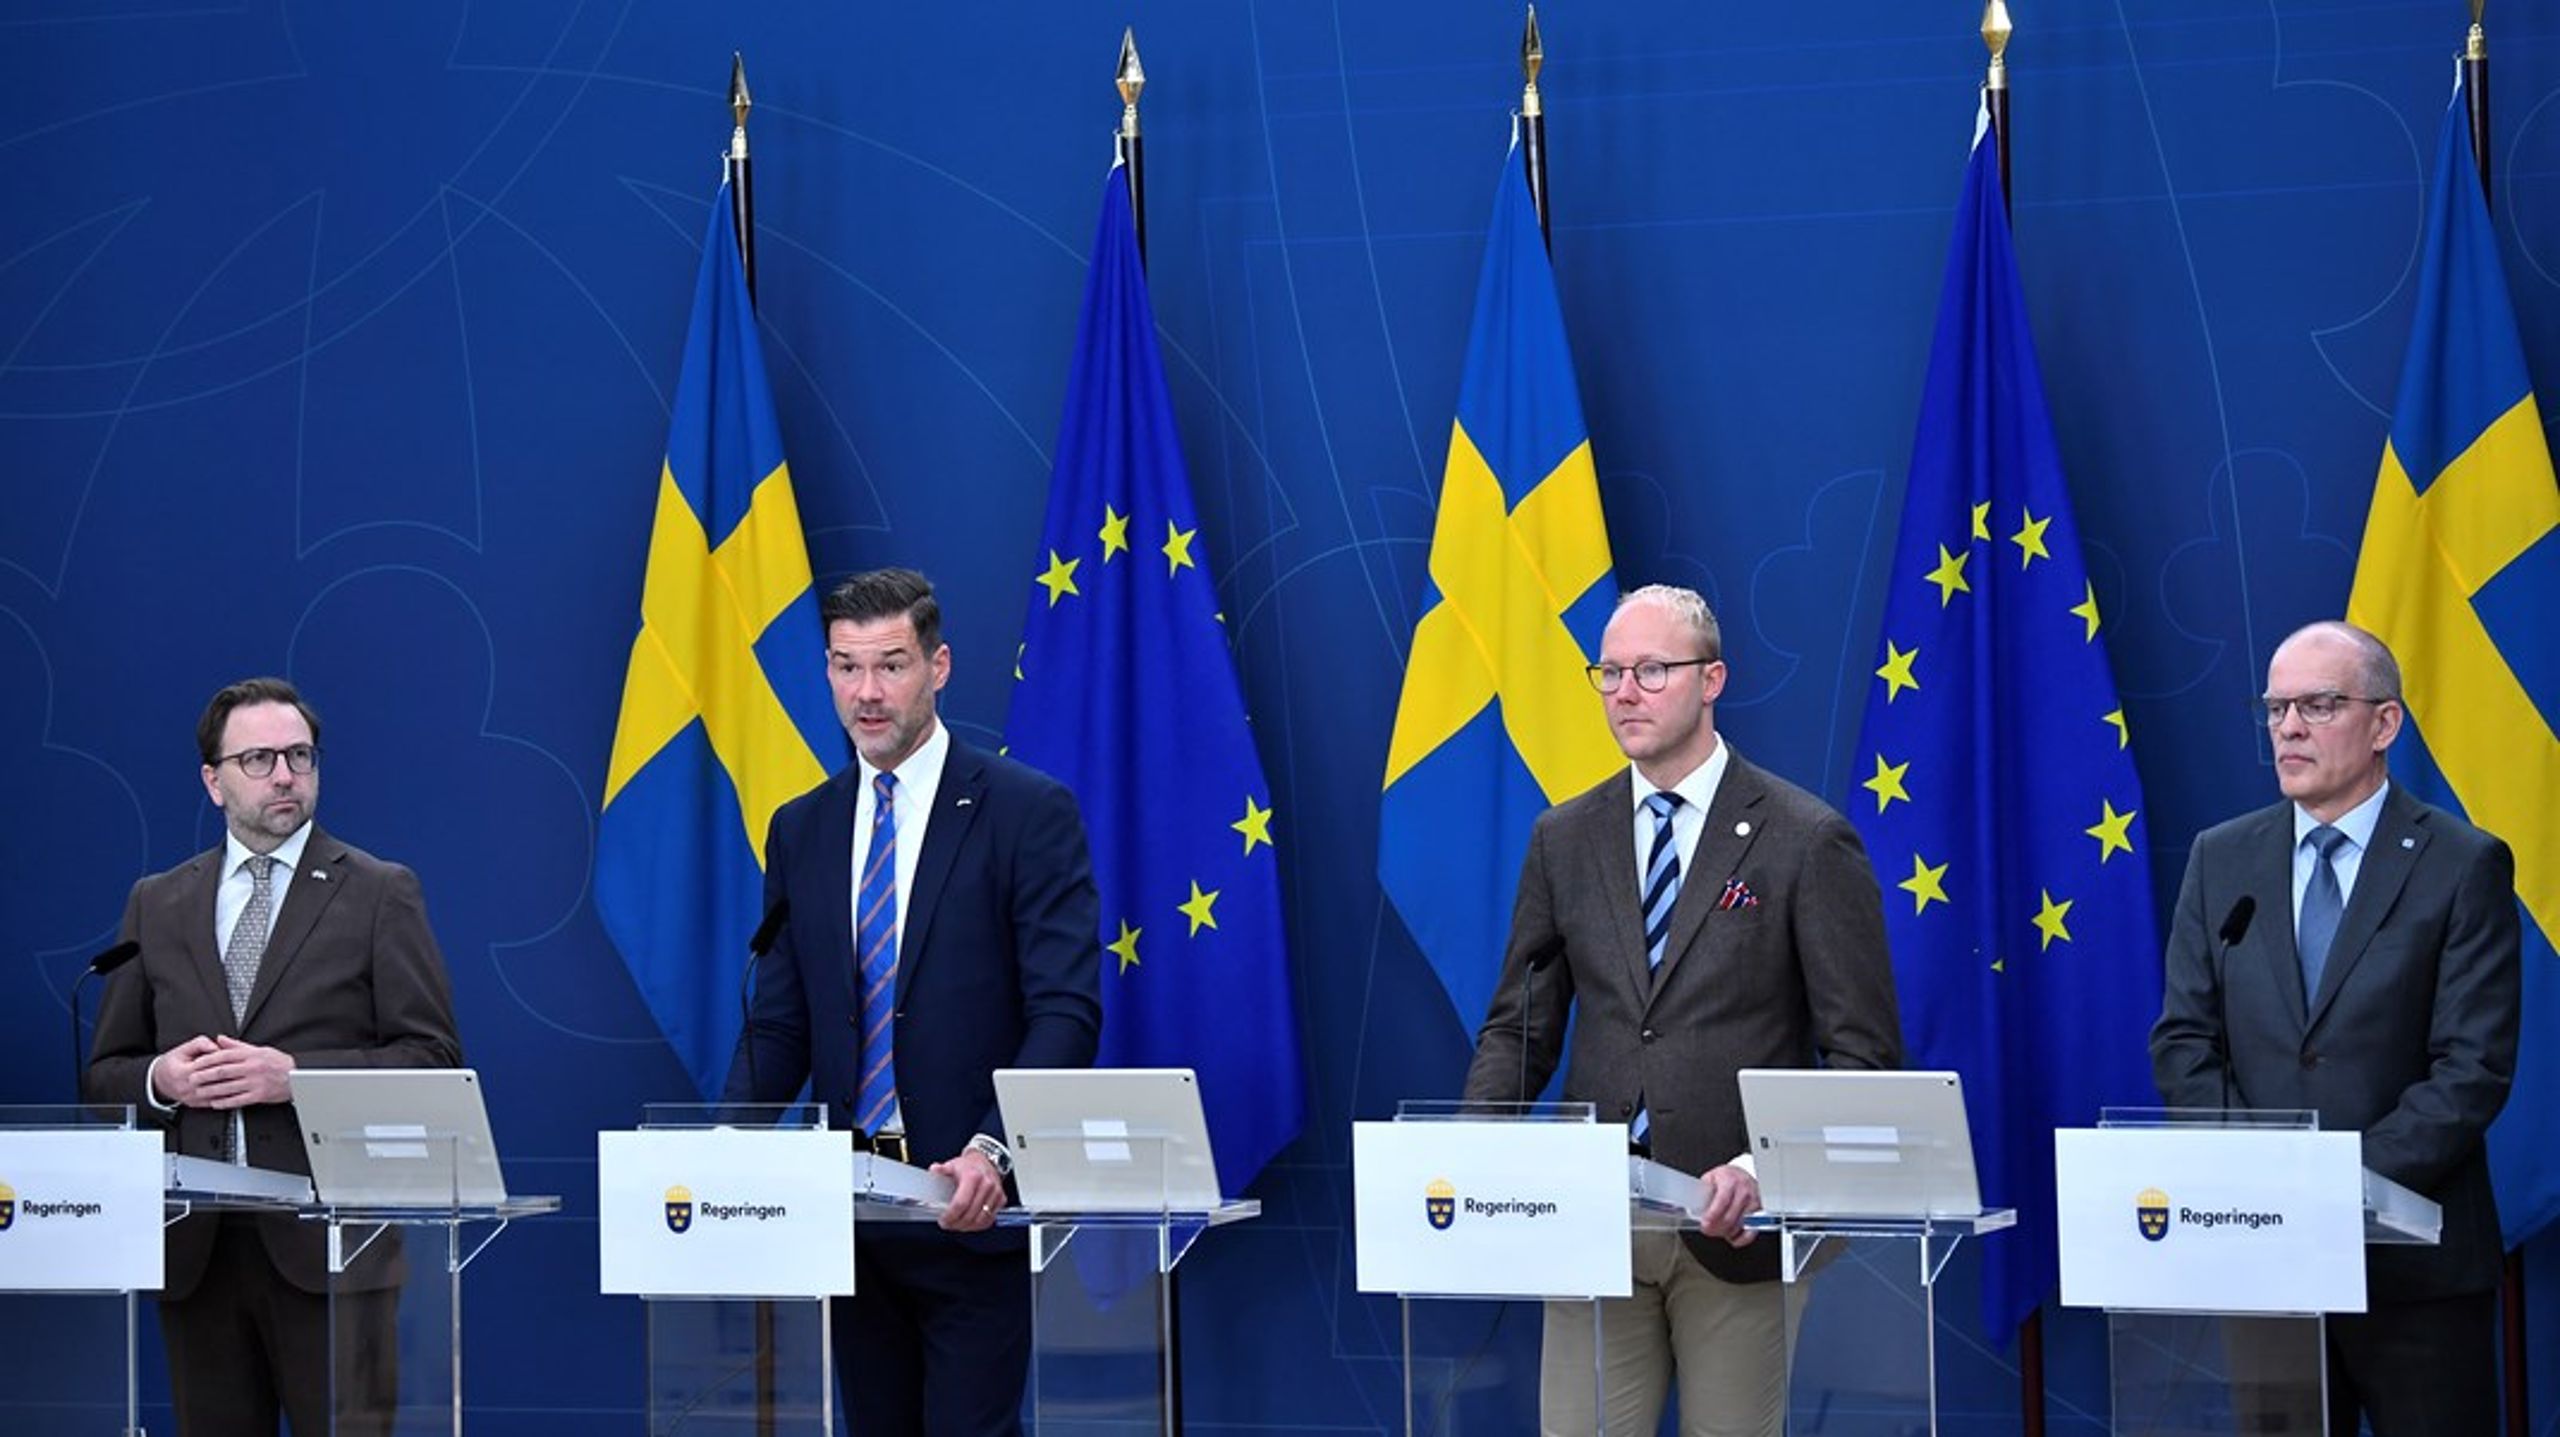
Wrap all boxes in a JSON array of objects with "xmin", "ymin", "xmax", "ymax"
[
  {"xmin": 197, "ymin": 677, "xmax": 322, "ymax": 766},
  {"xmin": 820, "ymin": 568, "xmax": 942, "ymax": 654}
]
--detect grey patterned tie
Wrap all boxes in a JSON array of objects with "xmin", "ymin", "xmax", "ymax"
[
  {"xmin": 224, "ymin": 854, "xmax": 278, "ymax": 1024},
  {"xmin": 2297, "ymin": 826, "xmax": 2348, "ymax": 1004}
]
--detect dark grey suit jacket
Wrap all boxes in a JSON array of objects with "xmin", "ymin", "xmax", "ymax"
[
  {"xmin": 1463, "ymin": 749, "xmax": 1904, "ymax": 1283},
  {"xmin": 85, "ymin": 826, "xmax": 463, "ymax": 1297},
  {"xmin": 2150, "ymin": 787, "xmax": 2521, "ymax": 1301}
]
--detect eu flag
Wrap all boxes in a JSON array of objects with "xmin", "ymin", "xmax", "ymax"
[
  {"xmin": 1003, "ymin": 166, "xmax": 1305, "ymax": 1193},
  {"xmin": 2347, "ymin": 78, "xmax": 2560, "ymax": 1246},
  {"xmin": 1848, "ymin": 122, "xmax": 2163, "ymax": 1341},
  {"xmin": 597, "ymin": 182, "xmax": 840, "ymax": 1101},
  {"xmin": 1380, "ymin": 146, "xmax": 1622, "ymax": 1034}
]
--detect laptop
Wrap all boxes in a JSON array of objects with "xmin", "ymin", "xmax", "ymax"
[
  {"xmin": 1737, "ymin": 1068, "xmax": 1982, "ymax": 1218},
  {"xmin": 288, "ymin": 1068, "xmax": 509, "ymax": 1207},
  {"xmin": 993, "ymin": 1068, "xmax": 1223, "ymax": 1211}
]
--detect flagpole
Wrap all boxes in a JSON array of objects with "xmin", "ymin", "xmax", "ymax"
[
  {"xmin": 1519, "ymin": 6, "xmax": 1550, "ymax": 250},
  {"xmin": 727, "ymin": 52, "xmax": 757, "ymax": 308},
  {"xmin": 1982, "ymin": 2, "xmax": 2012, "ymax": 220},
  {"xmin": 1117, "ymin": 28, "xmax": 1147, "ymax": 268}
]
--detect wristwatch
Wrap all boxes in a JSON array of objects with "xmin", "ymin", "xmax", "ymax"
[{"xmin": 965, "ymin": 1132, "xmax": 1013, "ymax": 1176}]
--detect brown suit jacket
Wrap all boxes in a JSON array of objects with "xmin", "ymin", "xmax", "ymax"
[
  {"xmin": 1463, "ymin": 748, "xmax": 1905, "ymax": 1283},
  {"xmin": 84, "ymin": 825, "xmax": 462, "ymax": 1297}
]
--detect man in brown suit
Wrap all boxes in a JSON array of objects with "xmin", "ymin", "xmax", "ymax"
[
  {"xmin": 85, "ymin": 677, "xmax": 462, "ymax": 1437},
  {"xmin": 1464, "ymin": 586, "xmax": 1903, "ymax": 1437}
]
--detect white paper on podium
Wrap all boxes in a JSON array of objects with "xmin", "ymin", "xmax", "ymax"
[
  {"xmin": 2055, "ymin": 1127, "xmax": 2365, "ymax": 1314},
  {"xmin": 597, "ymin": 1128, "xmax": 854, "ymax": 1297},
  {"xmin": 1352, "ymin": 1120, "xmax": 1631, "ymax": 1298},
  {"xmin": 0, "ymin": 1129, "xmax": 164, "ymax": 1291}
]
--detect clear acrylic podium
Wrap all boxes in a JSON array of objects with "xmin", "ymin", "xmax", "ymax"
[
  {"xmin": 306, "ymin": 1130, "xmax": 558, "ymax": 1435},
  {"xmin": 1000, "ymin": 1130, "xmax": 1258, "ymax": 1434},
  {"xmin": 0, "ymin": 1105, "xmax": 162, "ymax": 1437},
  {"xmin": 628, "ymin": 1105, "xmax": 840, "ymax": 1437},
  {"xmin": 1743, "ymin": 1114, "xmax": 2014, "ymax": 1434},
  {"xmin": 2091, "ymin": 1108, "xmax": 2440, "ymax": 1437}
]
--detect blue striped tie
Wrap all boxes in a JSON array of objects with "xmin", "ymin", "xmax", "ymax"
[
  {"xmin": 1641, "ymin": 791, "xmax": 1684, "ymax": 969},
  {"xmin": 1632, "ymin": 791, "xmax": 1683, "ymax": 1146},
  {"xmin": 855, "ymin": 772, "xmax": 900, "ymax": 1134},
  {"xmin": 2297, "ymin": 824, "xmax": 2348, "ymax": 1005}
]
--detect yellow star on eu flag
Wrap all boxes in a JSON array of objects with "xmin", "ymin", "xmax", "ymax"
[
  {"xmin": 1925, "ymin": 544, "xmax": 1971, "ymax": 607},
  {"xmin": 1876, "ymin": 641, "xmax": 1921, "ymax": 703},
  {"xmin": 2103, "ymin": 708, "xmax": 2130, "ymax": 749},
  {"xmin": 1036, "ymin": 550, "xmax": 1082, "ymax": 606},
  {"xmin": 1899, "ymin": 852, "xmax": 1950, "ymax": 914},
  {"xmin": 1178, "ymin": 880, "xmax": 1220, "ymax": 935},
  {"xmin": 1233, "ymin": 795, "xmax": 1274, "ymax": 854},
  {"xmin": 2032, "ymin": 889, "xmax": 2074, "ymax": 950},
  {"xmin": 1163, "ymin": 521, "xmax": 1198, "ymax": 576},
  {"xmin": 1099, "ymin": 505, "xmax": 1131, "ymax": 561},
  {"xmin": 1107, "ymin": 919, "xmax": 1142, "ymax": 973},
  {"xmin": 2086, "ymin": 799, "xmax": 2137, "ymax": 863},
  {"xmin": 2011, "ymin": 508, "xmax": 2052, "ymax": 568},
  {"xmin": 1863, "ymin": 754, "xmax": 1912, "ymax": 813},
  {"xmin": 2069, "ymin": 580, "xmax": 2101, "ymax": 641},
  {"xmin": 1971, "ymin": 500, "xmax": 1992, "ymax": 542}
]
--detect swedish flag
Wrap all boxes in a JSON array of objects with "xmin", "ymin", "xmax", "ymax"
[
  {"xmin": 1380, "ymin": 148, "xmax": 1621, "ymax": 1033},
  {"xmin": 596, "ymin": 183, "xmax": 840, "ymax": 1101},
  {"xmin": 1003, "ymin": 167, "xmax": 1305, "ymax": 1192},
  {"xmin": 2347, "ymin": 78, "xmax": 2560, "ymax": 1246},
  {"xmin": 1848, "ymin": 120, "xmax": 2163, "ymax": 1341}
]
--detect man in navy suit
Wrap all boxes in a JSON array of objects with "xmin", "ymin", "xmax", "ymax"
[
  {"xmin": 2152, "ymin": 621, "xmax": 2520, "ymax": 1436},
  {"xmin": 724, "ymin": 567, "xmax": 1102, "ymax": 1437}
]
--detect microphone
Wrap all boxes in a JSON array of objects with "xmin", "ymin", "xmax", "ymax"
[
  {"xmin": 1515, "ymin": 936, "xmax": 1566, "ymax": 1107},
  {"xmin": 2213, "ymin": 897, "xmax": 2256, "ymax": 1114},
  {"xmin": 735, "ymin": 899, "xmax": 790, "ymax": 1115},
  {"xmin": 70, "ymin": 940, "xmax": 141, "ymax": 1102}
]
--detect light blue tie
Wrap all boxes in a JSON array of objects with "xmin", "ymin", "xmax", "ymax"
[
  {"xmin": 2297, "ymin": 824, "xmax": 2348, "ymax": 1005},
  {"xmin": 1632, "ymin": 792, "xmax": 1683, "ymax": 1146},
  {"xmin": 855, "ymin": 773, "xmax": 900, "ymax": 1134}
]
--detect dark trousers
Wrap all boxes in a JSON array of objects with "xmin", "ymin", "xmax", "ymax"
[
  {"xmin": 2325, "ymin": 1290, "xmax": 2498, "ymax": 1437},
  {"xmin": 158, "ymin": 1217, "xmax": 400, "ymax": 1437},
  {"xmin": 831, "ymin": 1226, "xmax": 1032, "ymax": 1437}
]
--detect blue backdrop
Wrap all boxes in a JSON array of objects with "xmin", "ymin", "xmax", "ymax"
[{"xmin": 5, "ymin": 2, "xmax": 2555, "ymax": 1432}]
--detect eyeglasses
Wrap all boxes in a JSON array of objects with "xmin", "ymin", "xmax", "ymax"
[
  {"xmin": 1586, "ymin": 658, "xmax": 1718, "ymax": 694},
  {"xmin": 214, "ymin": 744, "xmax": 321, "ymax": 777},
  {"xmin": 2256, "ymin": 693, "xmax": 2390, "ymax": 728}
]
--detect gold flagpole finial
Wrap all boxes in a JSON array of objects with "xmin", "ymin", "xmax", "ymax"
[
  {"xmin": 1982, "ymin": 2, "xmax": 2013, "ymax": 89},
  {"xmin": 2466, "ymin": 1, "xmax": 2486, "ymax": 60},
  {"xmin": 1118, "ymin": 28, "xmax": 1146, "ymax": 138},
  {"xmin": 1521, "ymin": 6, "xmax": 1545, "ymax": 118}
]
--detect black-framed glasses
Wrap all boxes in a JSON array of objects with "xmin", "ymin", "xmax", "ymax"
[
  {"xmin": 215, "ymin": 744, "xmax": 321, "ymax": 778},
  {"xmin": 2256, "ymin": 693, "xmax": 2390, "ymax": 728},
  {"xmin": 1586, "ymin": 658, "xmax": 1718, "ymax": 694}
]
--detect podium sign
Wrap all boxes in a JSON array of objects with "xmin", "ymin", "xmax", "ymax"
[
  {"xmin": 598, "ymin": 1128, "xmax": 854, "ymax": 1297},
  {"xmin": 0, "ymin": 1129, "xmax": 162, "ymax": 1291},
  {"xmin": 2056, "ymin": 1127, "xmax": 2365, "ymax": 1313},
  {"xmin": 1352, "ymin": 1120, "xmax": 1630, "ymax": 1298}
]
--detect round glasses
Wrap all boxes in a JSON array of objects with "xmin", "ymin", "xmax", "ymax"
[
  {"xmin": 214, "ymin": 744, "xmax": 322, "ymax": 777},
  {"xmin": 2255, "ymin": 693, "xmax": 2389, "ymax": 728},
  {"xmin": 1586, "ymin": 658, "xmax": 1717, "ymax": 694}
]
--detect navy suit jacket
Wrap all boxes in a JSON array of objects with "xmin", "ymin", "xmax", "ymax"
[
  {"xmin": 724, "ymin": 735, "xmax": 1103, "ymax": 1181},
  {"xmin": 2151, "ymin": 787, "xmax": 2521, "ymax": 1301}
]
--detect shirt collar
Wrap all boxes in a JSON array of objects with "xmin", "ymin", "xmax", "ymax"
[
  {"xmin": 2295, "ymin": 779, "xmax": 2389, "ymax": 853},
  {"xmin": 225, "ymin": 821, "xmax": 313, "ymax": 879},
  {"xmin": 1629, "ymin": 734, "xmax": 1730, "ymax": 815}
]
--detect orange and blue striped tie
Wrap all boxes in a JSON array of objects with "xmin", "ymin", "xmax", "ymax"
[{"xmin": 855, "ymin": 772, "xmax": 900, "ymax": 1133}]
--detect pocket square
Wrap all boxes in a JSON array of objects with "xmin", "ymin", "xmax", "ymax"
[{"xmin": 1718, "ymin": 877, "xmax": 1759, "ymax": 911}]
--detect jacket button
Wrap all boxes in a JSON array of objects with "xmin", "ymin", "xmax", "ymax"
[{"xmin": 1619, "ymin": 1101, "xmax": 1635, "ymax": 1118}]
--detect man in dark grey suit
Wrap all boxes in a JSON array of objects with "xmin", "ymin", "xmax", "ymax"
[
  {"xmin": 1464, "ymin": 585, "xmax": 1903, "ymax": 1437},
  {"xmin": 2151, "ymin": 620, "xmax": 2520, "ymax": 1437},
  {"xmin": 86, "ymin": 677, "xmax": 463, "ymax": 1437}
]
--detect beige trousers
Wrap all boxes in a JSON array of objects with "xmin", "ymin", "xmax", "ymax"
[{"xmin": 1539, "ymin": 1229, "xmax": 1808, "ymax": 1437}]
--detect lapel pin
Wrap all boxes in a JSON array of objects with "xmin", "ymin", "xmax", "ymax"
[
  {"xmin": 956, "ymin": 796, "xmax": 976, "ymax": 809},
  {"xmin": 1735, "ymin": 821, "xmax": 1752, "ymax": 837},
  {"xmin": 310, "ymin": 869, "xmax": 330, "ymax": 882},
  {"xmin": 2400, "ymin": 837, "xmax": 2415, "ymax": 849}
]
